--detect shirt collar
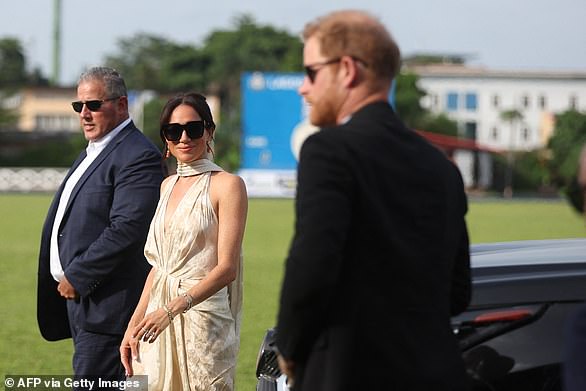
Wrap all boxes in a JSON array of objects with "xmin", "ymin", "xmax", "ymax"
[{"xmin": 86, "ymin": 117, "xmax": 131, "ymax": 155}]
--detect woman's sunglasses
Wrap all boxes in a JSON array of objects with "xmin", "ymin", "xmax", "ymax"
[
  {"xmin": 161, "ymin": 121, "xmax": 205, "ymax": 142},
  {"xmin": 71, "ymin": 97, "xmax": 120, "ymax": 113}
]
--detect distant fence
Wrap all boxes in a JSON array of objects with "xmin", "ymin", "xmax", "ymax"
[{"xmin": 0, "ymin": 168, "xmax": 67, "ymax": 192}]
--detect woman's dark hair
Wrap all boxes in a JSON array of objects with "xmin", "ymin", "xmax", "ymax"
[{"xmin": 159, "ymin": 92, "xmax": 216, "ymax": 143}]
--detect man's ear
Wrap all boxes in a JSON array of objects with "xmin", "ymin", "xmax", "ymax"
[
  {"xmin": 339, "ymin": 56, "xmax": 361, "ymax": 88},
  {"xmin": 118, "ymin": 95, "xmax": 129, "ymax": 111}
]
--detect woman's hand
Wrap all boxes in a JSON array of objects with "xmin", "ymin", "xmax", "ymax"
[
  {"xmin": 132, "ymin": 307, "xmax": 173, "ymax": 345},
  {"xmin": 120, "ymin": 307, "xmax": 172, "ymax": 376},
  {"xmin": 120, "ymin": 327, "xmax": 139, "ymax": 377}
]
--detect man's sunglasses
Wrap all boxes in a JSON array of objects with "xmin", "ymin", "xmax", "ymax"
[
  {"xmin": 304, "ymin": 56, "xmax": 369, "ymax": 83},
  {"xmin": 161, "ymin": 121, "xmax": 205, "ymax": 142},
  {"xmin": 304, "ymin": 58, "xmax": 341, "ymax": 83},
  {"xmin": 71, "ymin": 97, "xmax": 120, "ymax": 113}
]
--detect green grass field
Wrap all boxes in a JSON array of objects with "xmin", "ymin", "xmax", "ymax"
[{"xmin": 0, "ymin": 194, "xmax": 584, "ymax": 389}]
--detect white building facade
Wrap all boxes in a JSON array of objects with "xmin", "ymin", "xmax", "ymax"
[{"xmin": 411, "ymin": 65, "xmax": 586, "ymax": 152}]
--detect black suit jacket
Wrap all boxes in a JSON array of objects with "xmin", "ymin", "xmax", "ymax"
[
  {"xmin": 564, "ymin": 303, "xmax": 586, "ymax": 391},
  {"xmin": 37, "ymin": 122, "xmax": 163, "ymax": 341},
  {"xmin": 277, "ymin": 102, "xmax": 471, "ymax": 391}
]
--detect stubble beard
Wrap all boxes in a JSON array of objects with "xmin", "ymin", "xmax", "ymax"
[{"xmin": 309, "ymin": 98, "xmax": 338, "ymax": 128}]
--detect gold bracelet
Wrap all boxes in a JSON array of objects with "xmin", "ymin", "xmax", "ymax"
[
  {"xmin": 182, "ymin": 292, "xmax": 194, "ymax": 313},
  {"xmin": 163, "ymin": 304, "xmax": 174, "ymax": 323}
]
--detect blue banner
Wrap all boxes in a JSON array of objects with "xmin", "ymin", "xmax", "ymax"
[{"xmin": 240, "ymin": 71, "xmax": 395, "ymax": 197}]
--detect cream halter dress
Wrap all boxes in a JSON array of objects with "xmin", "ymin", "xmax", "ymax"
[{"xmin": 133, "ymin": 159, "xmax": 242, "ymax": 391}]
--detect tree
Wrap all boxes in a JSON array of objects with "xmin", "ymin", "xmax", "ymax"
[
  {"xmin": 394, "ymin": 72, "xmax": 427, "ymax": 128},
  {"xmin": 394, "ymin": 72, "xmax": 458, "ymax": 136},
  {"xmin": 105, "ymin": 34, "xmax": 209, "ymax": 92},
  {"xmin": 141, "ymin": 97, "xmax": 166, "ymax": 148},
  {"xmin": 547, "ymin": 110, "xmax": 586, "ymax": 209},
  {"xmin": 0, "ymin": 38, "xmax": 27, "ymax": 127},
  {"xmin": 0, "ymin": 38, "xmax": 49, "ymax": 128},
  {"xmin": 0, "ymin": 105, "xmax": 18, "ymax": 129},
  {"xmin": 500, "ymin": 109, "xmax": 524, "ymax": 197},
  {"xmin": 0, "ymin": 38, "xmax": 27, "ymax": 88},
  {"xmin": 104, "ymin": 14, "xmax": 302, "ymax": 105},
  {"xmin": 203, "ymin": 14, "xmax": 302, "ymax": 104},
  {"xmin": 420, "ymin": 113, "xmax": 458, "ymax": 137},
  {"xmin": 103, "ymin": 15, "xmax": 303, "ymax": 171}
]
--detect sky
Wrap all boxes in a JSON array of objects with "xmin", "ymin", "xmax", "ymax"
[{"xmin": 1, "ymin": 0, "xmax": 585, "ymax": 86}]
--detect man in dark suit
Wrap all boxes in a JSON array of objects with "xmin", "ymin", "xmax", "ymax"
[
  {"xmin": 37, "ymin": 67, "xmax": 163, "ymax": 385},
  {"xmin": 276, "ymin": 10, "xmax": 471, "ymax": 391}
]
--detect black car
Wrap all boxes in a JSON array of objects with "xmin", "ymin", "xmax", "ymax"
[{"xmin": 256, "ymin": 238, "xmax": 586, "ymax": 391}]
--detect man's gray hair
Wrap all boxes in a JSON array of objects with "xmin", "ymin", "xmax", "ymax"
[{"xmin": 78, "ymin": 67, "xmax": 128, "ymax": 98}]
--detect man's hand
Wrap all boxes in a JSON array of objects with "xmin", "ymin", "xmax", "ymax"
[
  {"xmin": 277, "ymin": 354, "xmax": 296, "ymax": 388},
  {"xmin": 57, "ymin": 275, "xmax": 78, "ymax": 300}
]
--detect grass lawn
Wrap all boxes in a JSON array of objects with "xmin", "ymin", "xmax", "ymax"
[{"xmin": 0, "ymin": 194, "xmax": 584, "ymax": 389}]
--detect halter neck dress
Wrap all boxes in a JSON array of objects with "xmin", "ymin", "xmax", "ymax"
[{"xmin": 133, "ymin": 159, "xmax": 242, "ymax": 391}]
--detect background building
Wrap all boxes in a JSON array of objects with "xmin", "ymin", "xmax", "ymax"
[
  {"xmin": 411, "ymin": 64, "xmax": 586, "ymax": 151},
  {"xmin": 6, "ymin": 86, "xmax": 78, "ymax": 133}
]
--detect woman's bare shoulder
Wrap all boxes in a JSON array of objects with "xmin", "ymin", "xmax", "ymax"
[{"xmin": 210, "ymin": 171, "xmax": 247, "ymax": 198}]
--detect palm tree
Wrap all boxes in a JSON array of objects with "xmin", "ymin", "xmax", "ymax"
[{"xmin": 500, "ymin": 109, "xmax": 524, "ymax": 198}]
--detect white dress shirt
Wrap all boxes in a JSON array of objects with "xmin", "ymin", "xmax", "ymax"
[{"xmin": 49, "ymin": 118, "xmax": 131, "ymax": 282}]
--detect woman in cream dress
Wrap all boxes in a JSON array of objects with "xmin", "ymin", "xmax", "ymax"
[{"xmin": 120, "ymin": 92, "xmax": 248, "ymax": 390}]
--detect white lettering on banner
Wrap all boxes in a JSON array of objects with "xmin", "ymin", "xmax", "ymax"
[
  {"xmin": 266, "ymin": 76, "xmax": 303, "ymax": 90},
  {"xmin": 245, "ymin": 136, "xmax": 269, "ymax": 148},
  {"xmin": 248, "ymin": 73, "xmax": 304, "ymax": 91}
]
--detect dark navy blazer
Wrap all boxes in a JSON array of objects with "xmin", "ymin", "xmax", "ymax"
[{"xmin": 37, "ymin": 122, "xmax": 163, "ymax": 341}]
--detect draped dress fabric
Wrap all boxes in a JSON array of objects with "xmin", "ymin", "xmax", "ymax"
[{"xmin": 133, "ymin": 159, "xmax": 242, "ymax": 391}]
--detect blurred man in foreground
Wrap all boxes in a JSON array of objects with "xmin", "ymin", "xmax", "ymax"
[{"xmin": 276, "ymin": 10, "xmax": 471, "ymax": 391}]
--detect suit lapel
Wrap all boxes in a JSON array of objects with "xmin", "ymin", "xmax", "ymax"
[
  {"xmin": 47, "ymin": 149, "xmax": 87, "ymax": 220},
  {"xmin": 59, "ymin": 149, "xmax": 87, "ymax": 193},
  {"xmin": 64, "ymin": 123, "xmax": 136, "ymax": 213},
  {"xmin": 39, "ymin": 148, "xmax": 89, "ymax": 260}
]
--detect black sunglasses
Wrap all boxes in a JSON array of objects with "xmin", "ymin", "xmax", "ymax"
[
  {"xmin": 161, "ymin": 121, "xmax": 205, "ymax": 142},
  {"xmin": 304, "ymin": 56, "xmax": 369, "ymax": 84},
  {"xmin": 71, "ymin": 97, "xmax": 120, "ymax": 113},
  {"xmin": 304, "ymin": 58, "xmax": 341, "ymax": 83}
]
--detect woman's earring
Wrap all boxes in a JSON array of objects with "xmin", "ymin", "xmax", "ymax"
[
  {"xmin": 164, "ymin": 145, "xmax": 171, "ymax": 159},
  {"xmin": 206, "ymin": 137, "xmax": 215, "ymax": 158}
]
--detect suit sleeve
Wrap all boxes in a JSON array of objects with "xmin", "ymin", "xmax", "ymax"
[
  {"xmin": 450, "ymin": 225, "xmax": 471, "ymax": 315},
  {"xmin": 64, "ymin": 145, "xmax": 162, "ymax": 297},
  {"xmin": 276, "ymin": 132, "xmax": 354, "ymax": 362},
  {"xmin": 450, "ymin": 181, "xmax": 472, "ymax": 316}
]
